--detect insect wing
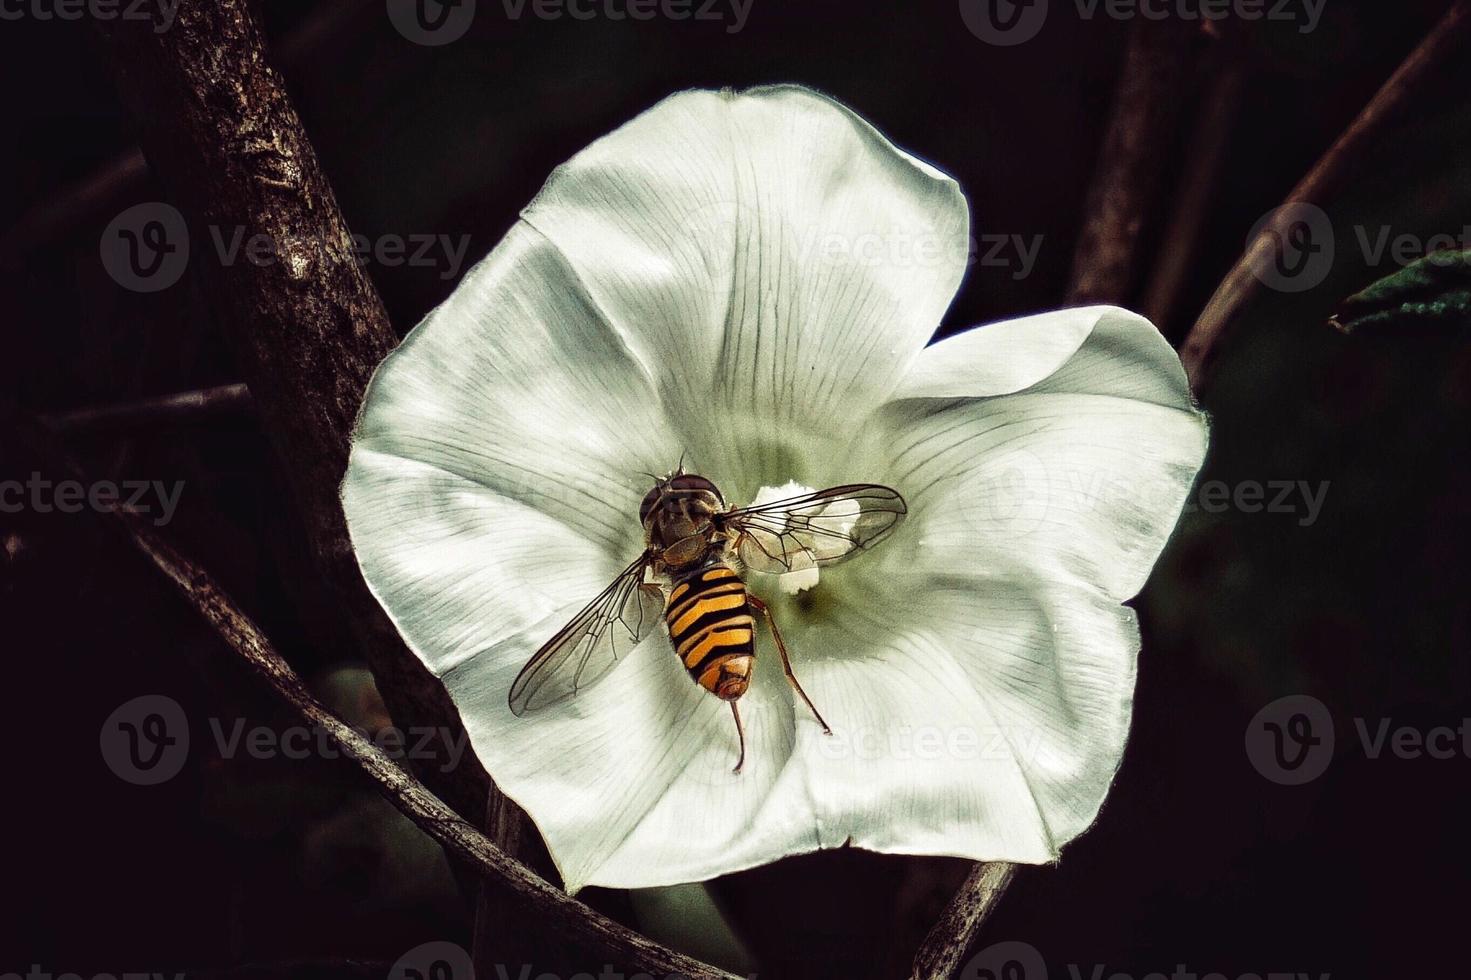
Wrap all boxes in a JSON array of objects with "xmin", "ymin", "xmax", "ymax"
[
  {"xmin": 726, "ymin": 484, "xmax": 906, "ymax": 575},
  {"xmin": 508, "ymin": 554, "xmax": 663, "ymax": 715}
]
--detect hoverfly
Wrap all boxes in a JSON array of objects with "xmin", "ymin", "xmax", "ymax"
[{"xmin": 508, "ymin": 468, "xmax": 906, "ymax": 772}]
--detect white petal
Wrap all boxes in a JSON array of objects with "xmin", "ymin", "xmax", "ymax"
[
  {"xmin": 892, "ymin": 306, "xmax": 1104, "ymax": 399},
  {"xmin": 792, "ymin": 572, "xmax": 1140, "ymax": 859},
  {"xmin": 578, "ymin": 571, "xmax": 1135, "ymax": 881},
  {"xmin": 342, "ymin": 223, "xmax": 694, "ymax": 890},
  {"xmin": 872, "ymin": 306, "xmax": 1207, "ymax": 601},
  {"xmin": 439, "ymin": 622, "xmax": 719, "ymax": 893},
  {"xmin": 520, "ymin": 85, "xmax": 970, "ymax": 494},
  {"xmin": 344, "ymin": 451, "xmax": 618, "ymax": 673},
  {"xmin": 348, "ymin": 222, "xmax": 680, "ymax": 560}
]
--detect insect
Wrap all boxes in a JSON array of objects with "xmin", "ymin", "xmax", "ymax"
[{"xmin": 507, "ymin": 468, "xmax": 907, "ymax": 772}]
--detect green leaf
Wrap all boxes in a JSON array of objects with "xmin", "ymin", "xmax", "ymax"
[{"xmin": 1331, "ymin": 248, "xmax": 1471, "ymax": 335}]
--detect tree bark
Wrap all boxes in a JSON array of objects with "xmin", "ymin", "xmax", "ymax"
[
  {"xmin": 95, "ymin": 0, "xmax": 498, "ymax": 827},
  {"xmin": 1066, "ymin": 17, "xmax": 1200, "ymax": 307}
]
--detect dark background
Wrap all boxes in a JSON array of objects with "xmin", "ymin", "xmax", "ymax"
[{"xmin": 3, "ymin": 1, "xmax": 1469, "ymax": 978}]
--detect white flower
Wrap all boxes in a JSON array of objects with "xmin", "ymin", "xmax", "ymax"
[{"xmin": 342, "ymin": 85, "xmax": 1208, "ymax": 893}]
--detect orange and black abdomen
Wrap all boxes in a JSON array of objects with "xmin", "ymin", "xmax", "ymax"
[{"xmin": 665, "ymin": 562, "xmax": 755, "ymax": 701}]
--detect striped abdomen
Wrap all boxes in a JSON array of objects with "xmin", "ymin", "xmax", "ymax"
[{"xmin": 665, "ymin": 562, "xmax": 755, "ymax": 701}]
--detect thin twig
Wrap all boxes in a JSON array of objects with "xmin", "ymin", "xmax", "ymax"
[
  {"xmin": 12, "ymin": 418, "xmax": 736, "ymax": 980},
  {"xmin": 0, "ymin": 150, "xmax": 147, "ymax": 267},
  {"xmin": 908, "ymin": 862, "xmax": 1017, "ymax": 980},
  {"xmin": 41, "ymin": 382, "xmax": 252, "ymax": 434},
  {"xmin": 1141, "ymin": 58, "xmax": 1248, "ymax": 334},
  {"xmin": 1180, "ymin": 0, "xmax": 1471, "ymax": 389},
  {"xmin": 1066, "ymin": 17, "xmax": 1199, "ymax": 306}
]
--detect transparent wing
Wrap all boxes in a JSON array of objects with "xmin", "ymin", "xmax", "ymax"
[
  {"xmin": 723, "ymin": 484, "xmax": 907, "ymax": 575},
  {"xmin": 508, "ymin": 552, "xmax": 663, "ymax": 716}
]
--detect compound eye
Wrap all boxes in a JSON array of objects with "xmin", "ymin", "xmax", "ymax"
[
  {"xmin": 639, "ymin": 485, "xmax": 662, "ymax": 525},
  {"xmin": 666, "ymin": 474, "xmax": 722, "ymax": 501}
]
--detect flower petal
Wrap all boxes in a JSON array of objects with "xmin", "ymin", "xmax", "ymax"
[
  {"xmin": 872, "ymin": 306, "xmax": 1207, "ymax": 602},
  {"xmin": 892, "ymin": 306, "xmax": 1101, "ymax": 399},
  {"xmin": 348, "ymin": 222, "xmax": 680, "ymax": 560},
  {"xmin": 343, "ymin": 223, "xmax": 702, "ymax": 890},
  {"xmin": 519, "ymin": 85, "xmax": 970, "ymax": 488},
  {"xmin": 798, "ymin": 570, "xmax": 1140, "ymax": 858},
  {"xmin": 573, "ymin": 570, "xmax": 1136, "ymax": 882}
]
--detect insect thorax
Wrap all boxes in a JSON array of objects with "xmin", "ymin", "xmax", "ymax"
[{"xmin": 640, "ymin": 472, "xmax": 727, "ymax": 570}]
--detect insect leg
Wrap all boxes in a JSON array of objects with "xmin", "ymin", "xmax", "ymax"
[
  {"xmin": 748, "ymin": 594, "xmax": 832, "ymax": 735},
  {"xmin": 729, "ymin": 701, "xmax": 746, "ymax": 774}
]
